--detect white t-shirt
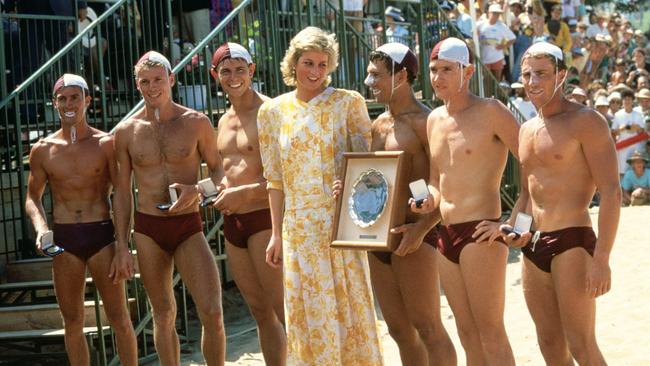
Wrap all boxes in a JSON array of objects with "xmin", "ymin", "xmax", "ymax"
[
  {"xmin": 387, "ymin": 26, "xmax": 409, "ymax": 45},
  {"xmin": 561, "ymin": 0, "xmax": 580, "ymax": 19},
  {"xmin": 612, "ymin": 109, "xmax": 645, "ymax": 140},
  {"xmin": 633, "ymin": 106, "xmax": 649, "ymax": 115},
  {"xmin": 477, "ymin": 20, "xmax": 516, "ymax": 64},
  {"xmin": 586, "ymin": 24, "xmax": 609, "ymax": 39},
  {"xmin": 612, "ymin": 110, "xmax": 645, "ymax": 173},
  {"xmin": 342, "ymin": 0, "xmax": 364, "ymax": 11},
  {"xmin": 78, "ymin": 7, "xmax": 98, "ymax": 48}
]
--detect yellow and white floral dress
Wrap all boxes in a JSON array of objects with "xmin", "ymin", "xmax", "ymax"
[{"xmin": 258, "ymin": 87, "xmax": 383, "ymax": 365}]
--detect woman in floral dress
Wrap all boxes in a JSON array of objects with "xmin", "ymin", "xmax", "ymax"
[{"xmin": 257, "ymin": 26, "xmax": 383, "ymax": 365}]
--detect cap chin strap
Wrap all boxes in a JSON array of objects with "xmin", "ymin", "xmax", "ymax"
[{"xmin": 537, "ymin": 62, "xmax": 566, "ymax": 119}]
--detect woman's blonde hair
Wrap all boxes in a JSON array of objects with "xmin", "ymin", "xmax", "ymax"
[{"xmin": 280, "ymin": 26, "xmax": 339, "ymax": 87}]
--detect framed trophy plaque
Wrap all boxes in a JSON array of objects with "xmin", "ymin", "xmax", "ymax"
[{"xmin": 331, "ymin": 151, "xmax": 411, "ymax": 251}]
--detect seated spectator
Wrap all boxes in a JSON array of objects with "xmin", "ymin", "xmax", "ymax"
[
  {"xmin": 78, "ymin": 2, "xmax": 107, "ymax": 75},
  {"xmin": 510, "ymin": 81, "xmax": 537, "ymax": 120},
  {"xmin": 385, "ymin": 6, "xmax": 409, "ymax": 45},
  {"xmin": 634, "ymin": 88, "xmax": 650, "ymax": 116},
  {"xmin": 612, "ymin": 89, "xmax": 646, "ymax": 175},
  {"xmin": 621, "ymin": 151, "xmax": 650, "ymax": 206}
]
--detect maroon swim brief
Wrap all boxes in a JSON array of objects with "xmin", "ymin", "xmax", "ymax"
[
  {"xmin": 134, "ymin": 211, "xmax": 203, "ymax": 254},
  {"xmin": 222, "ymin": 208, "xmax": 272, "ymax": 249},
  {"xmin": 521, "ymin": 226, "xmax": 596, "ymax": 273},
  {"xmin": 53, "ymin": 220, "xmax": 115, "ymax": 261},
  {"xmin": 437, "ymin": 218, "xmax": 506, "ymax": 264},
  {"xmin": 371, "ymin": 227, "xmax": 439, "ymax": 265}
]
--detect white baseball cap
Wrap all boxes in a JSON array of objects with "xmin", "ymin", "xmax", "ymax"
[
  {"xmin": 136, "ymin": 50, "xmax": 172, "ymax": 72},
  {"xmin": 375, "ymin": 42, "xmax": 419, "ymax": 76},
  {"xmin": 52, "ymin": 73, "xmax": 88, "ymax": 96},
  {"xmin": 212, "ymin": 42, "xmax": 253, "ymax": 67},
  {"xmin": 430, "ymin": 37, "xmax": 471, "ymax": 66},
  {"xmin": 525, "ymin": 41, "xmax": 563, "ymax": 61}
]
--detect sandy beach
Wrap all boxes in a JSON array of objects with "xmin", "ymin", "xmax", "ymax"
[{"xmin": 165, "ymin": 206, "xmax": 650, "ymax": 365}]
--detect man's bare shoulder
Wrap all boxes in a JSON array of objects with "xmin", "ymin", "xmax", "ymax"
[
  {"xmin": 471, "ymin": 96, "xmax": 510, "ymax": 116},
  {"xmin": 172, "ymin": 104, "xmax": 209, "ymax": 127},
  {"xmin": 566, "ymin": 104, "xmax": 610, "ymax": 138}
]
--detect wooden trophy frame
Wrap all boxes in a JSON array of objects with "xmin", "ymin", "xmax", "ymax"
[{"xmin": 331, "ymin": 151, "xmax": 411, "ymax": 251}]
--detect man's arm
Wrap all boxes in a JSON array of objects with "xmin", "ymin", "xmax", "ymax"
[
  {"xmin": 474, "ymin": 123, "xmax": 532, "ymax": 245},
  {"xmin": 574, "ymin": 110, "xmax": 621, "ymax": 298},
  {"xmin": 112, "ymin": 123, "xmax": 135, "ymax": 258},
  {"xmin": 102, "ymin": 133, "xmax": 134, "ymax": 283},
  {"xmin": 25, "ymin": 142, "xmax": 49, "ymax": 253},
  {"xmin": 490, "ymin": 99, "xmax": 520, "ymax": 159},
  {"xmin": 411, "ymin": 112, "xmax": 442, "ymax": 214}
]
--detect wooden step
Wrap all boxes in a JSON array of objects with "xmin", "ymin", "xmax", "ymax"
[
  {"xmin": 0, "ymin": 273, "xmax": 141, "ymax": 293},
  {"xmin": 5, "ymin": 257, "xmax": 52, "ymax": 282},
  {"xmin": 0, "ymin": 298, "xmax": 136, "ymax": 331}
]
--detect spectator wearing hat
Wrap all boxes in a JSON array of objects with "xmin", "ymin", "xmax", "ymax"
[
  {"xmin": 634, "ymin": 30, "xmax": 647, "ymax": 49},
  {"xmin": 634, "ymin": 88, "xmax": 650, "ymax": 116},
  {"xmin": 477, "ymin": 3, "xmax": 516, "ymax": 81},
  {"xmin": 441, "ymin": 0, "xmax": 472, "ymax": 39},
  {"xmin": 510, "ymin": 81, "xmax": 537, "ymax": 120},
  {"xmin": 621, "ymin": 151, "xmax": 650, "ymax": 206},
  {"xmin": 385, "ymin": 6, "xmax": 409, "ymax": 45},
  {"xmin": 608, "ymin": 91, "xmax": 622, "ymax": 115},
  {"xmin": 612, "ymin": 89, "xmax": 646, "ymax": 174},
  {"xmin": 586, "ymin": 12, "xmax": 609, "ymax": 39},
  {"xmin": 545, "ymin": 5, "xmax": 572, "ymax": 57},
  {"xmin": 569, "ymin": 86, "xmax": 587, "ymax": 104},
  {"xmin": 594, "ymin": 95, "xmax": 613, "ymax": 123}
]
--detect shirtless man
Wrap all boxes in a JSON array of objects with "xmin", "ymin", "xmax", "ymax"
[
  {"xmin": 475, "ymin": 42, "xmax": 620, "ymax": 365},
  {"xmin": 208, "ymin": 43, "xmax": 286, "ymax": 365},
  {"xmin": 25, "ymin": 74, "xmax": 137, "ymax": 366},
  {"xmin": 412, "ymin": 37, "xmax": 520, "ymax": 365},
  {"xmin": 113, "ymin": 52, "xmax": 225, "ymax": 365},
  {"xmin": 334, "ymin": 43, "xmax": 456, "ymax": 365}
]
